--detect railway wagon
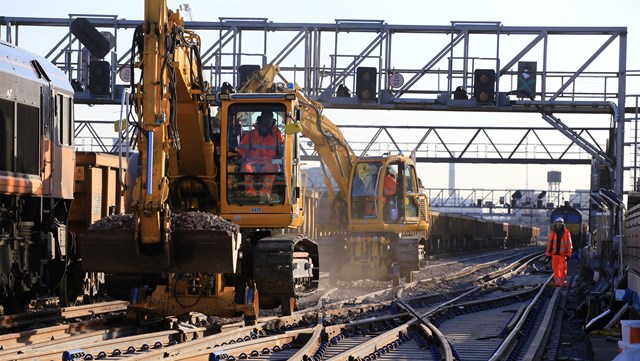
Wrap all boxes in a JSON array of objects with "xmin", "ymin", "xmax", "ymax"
[
  {"xmin": 69, "ymin": 152, "xmax": 126, "ymax": 234},
  {"xmin": 428, "ymin": 212, "xmax": 476, "ymax": 253},
  {"xmin": 0, "ymin": 40, "xmax": 78, "ymax": 313},
  {"xmin": 427, "ymin": 211, "xmax": 538, "ymax": 256},
  {"xmin": 507, "ymin": 223, "xmax": 540, "ymax": 247}
]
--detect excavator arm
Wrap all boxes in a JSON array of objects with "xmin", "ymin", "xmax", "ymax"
[
  {"xmin": 133, "ymin": 0, "xmax": 217, "ymax": 253},
  {"xmin": 132, "ymin": 0, "xmax": 173, "ymax": 252},
  {"xmin": 294, "ymin": 88, "xmax": 356, "ymax": 198},
  {"xmin": 81, "ymin": 0, "xmax": 236, "ymax": 275}
]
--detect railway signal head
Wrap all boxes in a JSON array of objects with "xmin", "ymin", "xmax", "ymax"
[{"xmin": 473, "ymin": 69, "xmax": 496, "ymax": 105}]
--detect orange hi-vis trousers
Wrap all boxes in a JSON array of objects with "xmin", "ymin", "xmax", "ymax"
[
  {"xmin": 241, "ymin": 161, "xmax": 278, "ymax": 196},
  {"xmin": 552, "ymin": 255, "xmax": 568, "ymax": 287}
]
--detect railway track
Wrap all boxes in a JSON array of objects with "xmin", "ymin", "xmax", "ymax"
[{"xmin": 0, "ymin": 248, "xmax": 563, "ymax": 360}]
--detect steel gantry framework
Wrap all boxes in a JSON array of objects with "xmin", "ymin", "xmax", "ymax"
[{"xmin": 0, "ymin": 15, "xmax": 635, "ymax": 195}]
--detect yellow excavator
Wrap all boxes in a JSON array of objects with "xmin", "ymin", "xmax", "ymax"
[
  {"xmin": 234, "ymin": 65, "xmax": 430, "ymax": 283},
  {"xmin": 80, "ymin": 0, "xmax": 318, "ymax": 323},
  {"xmin": 81, "ymin": 0, "xmax": 427, "ymax": 323}
]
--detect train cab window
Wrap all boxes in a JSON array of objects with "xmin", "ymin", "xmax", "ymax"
[
  {"xmin": 57, "ymin": 94, "xmax": 73, "ymax": 146},
  {"xmin": 351, "ymin": 162, "xmax": 381, "ymax": 219},
  {"xmin": 226, "ymin": 103, "xmax": 286, "ymax": 205}
]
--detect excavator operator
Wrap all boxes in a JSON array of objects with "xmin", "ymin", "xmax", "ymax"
[
  {"xmin": 238, "ymin": 111, "xmax": 285, "ymax": 202},
  {"xmin": 382, "ymin": 166, "xmax": 398, "ymax": 221}
]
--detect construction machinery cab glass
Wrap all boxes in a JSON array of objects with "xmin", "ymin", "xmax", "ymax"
[{"xmin": 226, "ymin": 103, "xmax": 287, "ymax": 205}]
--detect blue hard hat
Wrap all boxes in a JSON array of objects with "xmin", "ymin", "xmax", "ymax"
[{"xmin": 554, "ymin": 217, "xmax": 564, "ymax": 223}]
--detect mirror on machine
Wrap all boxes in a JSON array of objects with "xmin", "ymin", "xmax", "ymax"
[{"xmin": 226, "ymin": 103, "xmax": 287, "ymax": 205}]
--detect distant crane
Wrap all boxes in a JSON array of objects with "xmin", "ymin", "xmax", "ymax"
[{"xmin": 179, "ymin": 3, "xmax": 193, "ymax": 21}]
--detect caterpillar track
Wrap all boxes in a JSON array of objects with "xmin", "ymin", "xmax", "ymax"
[{"xmin": 253, "ymin": 234, "xmax": 319, "ymax": 314}]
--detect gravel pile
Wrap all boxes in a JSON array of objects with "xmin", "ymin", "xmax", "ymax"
[
  {"xmin": 88, "ymin": 211, "xmax": 240, "ymax": 235},
  {"xmin": 88, "ymin": 214, "xmax": 135, "ymax": 230},
  {"xmin": 171, "ymin": 212, "xmax": 240, "ymax": 235},
  {"xmin": 325, "ymin": 279, "xmax": 390, "ymax": 302}
]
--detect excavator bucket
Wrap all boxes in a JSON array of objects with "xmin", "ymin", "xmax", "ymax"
[{"xmin": 79, "ymin": 229, "xmax": 240, "ymax": 273}]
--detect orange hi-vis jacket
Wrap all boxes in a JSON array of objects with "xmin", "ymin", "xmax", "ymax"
[
  {"xmin": 383, "ymin": 175, "xmax": 396, "ymax": 198},
  {"xmin": 382, "ymin": 174, "xmax": 396, "ymax": 206},
  {"xmin": 238, "ymin": 125, "xmax": 284, "ymax": 162},
  {"xmin": 546, "ymin": 228, "xmax": 573, "ymax": 258}
]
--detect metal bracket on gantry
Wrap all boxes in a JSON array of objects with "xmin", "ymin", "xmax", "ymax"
[{"xmin": 540, "ymin": 112, "xmax": 614, "ymax": 168}]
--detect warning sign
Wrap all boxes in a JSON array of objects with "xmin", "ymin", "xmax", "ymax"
[
  {"xmin": 93, "ymin": 193, "xmax": 101, "ymax": 215},
  {"xmin": 75, "ymin": 166, "xmax": 85, "ymax": 181}
]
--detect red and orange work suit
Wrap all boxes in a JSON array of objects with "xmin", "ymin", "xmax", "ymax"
[
  {"xmin": 364, "ymin": 173, "xmax": 397, "ymax": 218},
  {"xmin": 238, "ymin": 124, "xmax": 284, "ymax": 198},
  {"xmin": 546, "ymin": 226, "xmax": 573, "ymax": 287},
  {"xmin": 382, "ymin": 174, "xmax": 396, "ymax": 207}
]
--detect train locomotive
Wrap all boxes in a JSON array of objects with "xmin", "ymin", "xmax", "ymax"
[{"xmin": 0, "ymin": 40, "xmax": 81, "ymax": 313}]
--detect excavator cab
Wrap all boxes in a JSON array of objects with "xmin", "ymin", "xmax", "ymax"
[
  {"xmin": 225, "ymin": 104, "xmax": 287, "ymax": 205},
  {"xmin": 218, "ymin": 93, "xmax": 305, "ymax": 230},
  {"xmin": 348, "ymin": 156, "xmax": 424, "ymax": 228}
]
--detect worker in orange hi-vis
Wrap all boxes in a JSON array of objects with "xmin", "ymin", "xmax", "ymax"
[
  {"xmin": 238, "ymin": 111, "xmax": 284, "ymax": 202},
  {"xmin": 382, "ymin": 167, "xmax": 397, "ymax": 221},
  {"xmin": 546, "ymin": 217, "xmax": 573, "ymax": 287}
]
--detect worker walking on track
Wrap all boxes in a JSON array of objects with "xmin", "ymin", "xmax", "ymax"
[{"xmin": 546, "ymin": 217, "xmax": 573, "ymax": 287}]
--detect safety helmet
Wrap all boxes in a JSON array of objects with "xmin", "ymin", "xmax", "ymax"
[{"xmin": 554, "ymin": 217, "xmax": 564, "ymax": 224}]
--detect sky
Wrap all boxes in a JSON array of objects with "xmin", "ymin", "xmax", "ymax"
[{"xmin": 5, "ymin": 0, "xmax": 640, "ymax": 197}]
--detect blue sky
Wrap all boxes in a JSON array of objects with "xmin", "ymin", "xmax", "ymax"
[{"xmin": 5, "ymin": 0, "xmax": 640, "ymax": 195}]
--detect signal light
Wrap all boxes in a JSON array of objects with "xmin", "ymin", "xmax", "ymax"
[
  {"xmin": 89, "ymin": 61, "xmax": 110, "ymax": 96},
  {"xmin": 516, "ymin": 61, "xmax": 537, "ymax": 99},
  {"xmin": 356, "ymin": 67, "xmax": 377, "ymax": 101},
  {"xmin": 70, "ymin": 18, "xmax": 110, "ymax": 59},
  {"xmin": 473, "ymin": 69, "xmax": 496, "ymax": 104}
]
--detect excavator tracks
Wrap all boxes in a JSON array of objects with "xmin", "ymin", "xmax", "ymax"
[{"xmin": 253, "ymin": 234, "xmax": 319, "ymax": 313}]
